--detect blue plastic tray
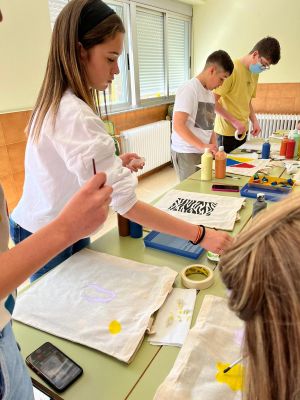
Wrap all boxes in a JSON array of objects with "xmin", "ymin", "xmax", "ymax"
[
  {"xmin": 144, "ymin": 231, "xmax": 204, "ymax": 259},
  {"xmin": 240, "ymin": 183, "xmax": 290, "ymax": 202}
]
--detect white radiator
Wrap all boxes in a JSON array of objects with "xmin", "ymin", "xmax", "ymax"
[
  {"xmin": 120, "ymin": 120, "xmax": 171, "ymax": 176},
  {"xmin": 248, "ymin": 113, "xmax": 300, "ymax": 139}
]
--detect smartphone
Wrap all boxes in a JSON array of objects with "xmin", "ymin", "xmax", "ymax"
[
  {"xmin": 211, "ymin": 184, "xmax": 240, "ymax": 192},
  {"xmin": 32, "ymin": 378, "xmax": 64, "ymax": 400},
  {"xmin": 26, "ymin": 342, "xmax": 83, "ymax": 393}
]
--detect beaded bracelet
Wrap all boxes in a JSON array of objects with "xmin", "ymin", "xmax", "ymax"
[{"xmin": 189, "ymin": 225, "xmax": 206, "ymax": 246}]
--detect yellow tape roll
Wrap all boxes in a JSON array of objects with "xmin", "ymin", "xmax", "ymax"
[
  {"xmin": 234, "ymin": 130, "xmax": 247, "ymax": 141},
  {"xmin": 181, "ymin": 264, "xmax": 214, "ymax": 290}
]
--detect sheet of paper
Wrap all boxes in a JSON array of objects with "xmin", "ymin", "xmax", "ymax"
[{"xmin": 149, "ymin": 288, "xmax": 196, "ymax": 347}]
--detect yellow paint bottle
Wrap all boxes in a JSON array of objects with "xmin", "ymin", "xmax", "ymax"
[{"xmin": 201, "ymin": 148, "xmax": 213, "ymax": 181}]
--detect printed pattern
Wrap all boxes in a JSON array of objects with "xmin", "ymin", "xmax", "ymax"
[{"xmin": 169, "ymin": 198, "xmax": 217, "ymax": 216}]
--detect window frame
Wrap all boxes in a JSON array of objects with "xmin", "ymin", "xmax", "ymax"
[
  {"xmin": 47, "ymin": 0, "xmax": 192, "ymax": 113},
  {"xmin": 130, "ymin": 2, "xmax": 191, "ymax": 108}
]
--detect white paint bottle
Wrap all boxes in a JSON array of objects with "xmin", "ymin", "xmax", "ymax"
[{"xmin": 201, "ymin": 148, "xmax": 213, "ymax": 181}]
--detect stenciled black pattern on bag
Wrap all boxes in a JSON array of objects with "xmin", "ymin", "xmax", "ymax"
[{"xmin": 168, "ymin": 198, "xmax": 217, "ymax": 216}]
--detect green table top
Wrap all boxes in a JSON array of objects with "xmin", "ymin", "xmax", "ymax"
[{"xmin": 13, "ymin": 161, "xmax": 286, "ymax": 400}]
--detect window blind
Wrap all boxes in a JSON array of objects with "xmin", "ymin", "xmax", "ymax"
[
  {"xmin": 168, "ymin": 17, "xmax": 190, "ymax": 95},
  {"xmin": 136, "ymin": 8, "xmax": 166, "ymax": 100},
  {"xmin": 48, "ymin": 0, "xmax": 68, "ymax": 28}
]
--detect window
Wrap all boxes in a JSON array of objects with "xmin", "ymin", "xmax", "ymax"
[
  {"xmin": 48, "ymin": 0, "xmax": 68, "ymax": 28},
  {"xmin": 99, "ymin": 2, "xmax": 131, "ymax": 112},
  {"xmin": 47, "ymin": 1, "xmax": 191, "ymax": 111},
  {"xmin": 133, "ymin": 6, "xmax": 191, "ymax": 104},
  {"xmin": 136, "ymin": 8, "xmax": 166, "ymax": 100},
  {"xmin": 168, "ymin": 17, "xmax": 190, "ymax": 96}
]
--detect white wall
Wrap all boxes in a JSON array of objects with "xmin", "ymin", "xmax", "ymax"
[
  {"xmin": 193, "ymin": 0, "xmax": 300, "ymax": 83},
  {"xmin": 0, "ymin": 0, "xmax": 51, "ymax": 113}
]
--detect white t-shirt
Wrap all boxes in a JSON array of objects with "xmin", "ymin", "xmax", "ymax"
[
  {"xmin": 12, "ymin": 89, "xmax": 138, "ymax": 233},
  {"xmin": 171, "ymin": 77, "xmax": 215, "ymax": 154}
]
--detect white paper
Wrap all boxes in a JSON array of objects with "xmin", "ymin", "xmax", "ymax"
[
  {"xmin": 154, "ymin": 295, "xmax": 244, "ymax": 400},
  {"xmin": 149, "ymin": 288, "xmax": 196, "ymax": 347},
  {"xmin": 155, "ymin": 190, "xmax": 245, "ymax": 231},
  {"xmin": 13, "ymin": 249, "xmax": 177, "ymax": 363}
]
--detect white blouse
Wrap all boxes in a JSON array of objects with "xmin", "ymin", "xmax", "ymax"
[{"xmin": 12, "ymin": 90, "xmax": 137, "ymax": 233}]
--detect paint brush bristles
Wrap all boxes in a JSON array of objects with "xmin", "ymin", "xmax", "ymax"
[
  {"xmin": 92, "ymin": 159, "xmax": 96, "ymax": 175},
  {"xmin": 223, "ymin": 356, "xmax": 243, "ymax": 373}
]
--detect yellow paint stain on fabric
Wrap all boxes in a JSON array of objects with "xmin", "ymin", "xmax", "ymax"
[
  {"xmin": 108, "ymin": 320, "xmax": 122, "ymax": 334},
  {"xmin": 215, "ymin": 362, "xmax": 244, "ymax": 391}
]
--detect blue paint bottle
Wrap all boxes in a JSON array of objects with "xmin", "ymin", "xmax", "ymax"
[
  {"xmin": 129, "ymin": 221, "xmax": 143, "ymax": 238},
  {"xmin": 261, "ymin": 139, "xmax": 271, "ymax": 159}
]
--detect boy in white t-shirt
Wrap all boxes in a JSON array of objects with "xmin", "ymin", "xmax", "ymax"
[{"xmin": 171, "ymin": 50, "xmax": 234, "ymax": 181}]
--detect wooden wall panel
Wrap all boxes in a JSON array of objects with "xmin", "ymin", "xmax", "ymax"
[{"xmin": 252, "ymin": 83, "xmax": 300, "ymax": 114}]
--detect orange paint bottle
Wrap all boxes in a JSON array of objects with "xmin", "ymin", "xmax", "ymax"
[{"xmin": 215, "ymin": 146, "xmax": 227, "ymax": 179}]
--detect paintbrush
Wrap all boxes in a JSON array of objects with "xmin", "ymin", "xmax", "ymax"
[
  {"xmin": 223, "ymin": 356, "xmax": 243, "ymax": 373},
  {"xmin": 92, "ymin": 158, "xmax": 97, "ymax": 175}
]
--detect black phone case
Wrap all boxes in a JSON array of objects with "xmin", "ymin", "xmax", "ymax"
[{"xmin": 26, "ymin": 342, "xmax": 83, "ymax": 393}]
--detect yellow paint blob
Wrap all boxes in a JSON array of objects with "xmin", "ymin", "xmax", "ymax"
[
  {"xmin": 215, "ymin": 362, "xmax": 244, "ymax": 391},
  {"xmin": 108, "ymin": 320, "xmax": 122, "ymax": 335}
]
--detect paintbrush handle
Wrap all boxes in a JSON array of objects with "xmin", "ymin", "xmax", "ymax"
[{"xmin": 223, "ymin": 356, "xmax": 243, "ymax": 373}]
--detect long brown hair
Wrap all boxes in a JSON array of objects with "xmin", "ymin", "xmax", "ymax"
[
  {"xmin": 219, "ymin": 192, "xmax": 300, "ymax": 400},
  {"xmin": 28, "ymin": 0, "xmax": 124, "ymax": 142}
]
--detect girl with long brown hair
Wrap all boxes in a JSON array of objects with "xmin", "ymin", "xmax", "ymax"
[
  {"xmin": 10, "ymin": 0, "xmax": 232, "ymax": 281},
  {"xmin": 219, "ymin": 191, "xmax": 300, "ymax": 400}
]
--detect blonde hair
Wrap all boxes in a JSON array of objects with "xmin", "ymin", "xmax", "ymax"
[
  {"xmin": 28, "ymin": 0, "xmax": 124, "ymax": 141},
  {"xmin": 219, "ymin": 191, "xmax": 300, "ymax": 400}
]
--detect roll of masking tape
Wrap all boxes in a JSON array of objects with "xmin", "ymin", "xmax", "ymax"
[
  {"xmin": 234, "ymin": 130, "xmax": 247, "ymax": 141},
  {"xmin": 181, "ymin": 264, "xmax": 214, "ymax": 290}
]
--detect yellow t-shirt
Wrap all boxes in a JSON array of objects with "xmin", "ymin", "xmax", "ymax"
[{"xmin": 214, "ymin": 59, "xmax": 259, "ymax": 137}]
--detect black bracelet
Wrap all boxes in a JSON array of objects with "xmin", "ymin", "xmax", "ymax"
[{"xmin": 189, "ymin": 225, "xmax": 206, "ymax": 246}]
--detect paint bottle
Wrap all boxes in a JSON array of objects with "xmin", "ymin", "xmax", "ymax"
[
  {"xmin": 201, "ymin": 148, "xmax": 213, "ymax": 181},
  {"xmin": 279, "ymin": 134, "xmax": 288, "ymax": 157},
  {"xmin": 286, "ymin": 133, "xmax": 296, "ymax": 159},
  {"xmin": 261, "ymin": 139, "xmax": 271, "ymax": 159},
  {"xmin": 215, "ymin": 146, "xmax": 227, "ymax": 179},
  {"xmin": 129, "ymin": 221, "xmax": 143, "ymax": 238},
  {"xmin": 252, "ymin": 193, "xmax": 267, "ymax": 218},
  {"xmin": 117, "ymin": 214, "xmax": 130, "ymax": 237},
  {"xmin": 293, "ymin": 130, "xmax": 300, "ymax": 158}
]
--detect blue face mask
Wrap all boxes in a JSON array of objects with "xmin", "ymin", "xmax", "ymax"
[{"xmin": 249, "ymin": 63, "xmax": 265, "ymax": 74}]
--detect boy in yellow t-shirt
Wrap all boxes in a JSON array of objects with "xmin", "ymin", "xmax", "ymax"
[{"xmin": 214, "ymin": 37, "xmax": 281, "ymax": 153}]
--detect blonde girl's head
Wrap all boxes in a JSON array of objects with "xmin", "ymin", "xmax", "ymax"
[
  {"xmin": 219, "ymin": 191, "xmax": 300, "ymax": 400},
  {"xmin": 29, "ymin": 0, "xmax": 125, "ymax": 141}
]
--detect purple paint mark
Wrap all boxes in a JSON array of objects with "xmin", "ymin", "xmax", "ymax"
[
  {"xmin": 234, "ymin": 328, "xmax": 244, "ymax": 346},
  {"xmin": 81, "ymin": 284, "xmax": 116, "ymax": 304}
]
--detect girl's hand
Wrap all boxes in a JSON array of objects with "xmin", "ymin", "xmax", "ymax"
[
  {"xmin": 120, "ymin": 153, "xmax": 145, "ymax": 172},
  {"xmin": 200, "ymin": 228, "xmax": 233, "ymax": 254}
]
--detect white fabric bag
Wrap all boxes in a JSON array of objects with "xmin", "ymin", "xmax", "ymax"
[
  {"xmin": 155, "ymin": 190, "xmax": 245, "ymax": 231},
  {"xmin": 13, "ymin": 249, "xmax": 177, "ymax": 363},
  {"xmin": 154, "ymin": 295, "xmax": 244, "ymax": 400}
]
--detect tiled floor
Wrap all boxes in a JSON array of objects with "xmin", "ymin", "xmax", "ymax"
[{"xmin": 91, "ymin": 164, "xmax": 178, "ymax": 241}]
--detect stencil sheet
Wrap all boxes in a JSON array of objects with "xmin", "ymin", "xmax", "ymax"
[{"xmin": 13, "ymin": 249, "xmax": 177, "ymax": 363}]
